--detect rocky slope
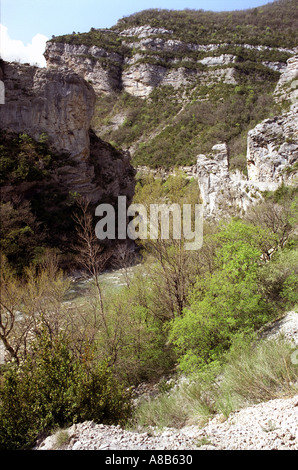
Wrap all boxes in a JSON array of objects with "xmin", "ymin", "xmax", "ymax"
[
  {"xmin": 36, "ymin": 394, "xmax": 298, "ymax": 450},
  {"xmin": 36, "ymin": 310, "xmax": 298, "ymax": 451}
]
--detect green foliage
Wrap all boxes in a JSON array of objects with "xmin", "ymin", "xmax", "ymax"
[
  {"xmin": 216, "ymin": 333, "xmax": 298, "ymax": 415},
  {"xmin": 1, "ymin": 167, "xmax": 297, "ymax": 447},
  {"xmin": 133, "ymin": 334, "xmax": 298, "ymax": 429},
  {"xmin": 51, "ymin": 29, "xmax": 131, "ymax": 56},
  {"xmin": 100, "ymin": 273, "xmax": 173, "ymax": 383},
  {"xmin": 0, "ymin": 131, "xmax": 81, "ymax": 272},
  {"xmin": 94, "ymin": 79, "xmax": 278, "ymax": 169},
  {"xmin": 258, "ymin": 248, "xmax": 298, "ymax": 308},
  {"xmin": 168, "ymin": 220, "xmax": 276, "ymax": 372},
  {"xmin": 0, "ymin": 131, "xmax": 71, "ymax": 184},
  {"xmin": 115, "ymin": 1, "xmax": 298, "ymax": 48},
  {"xmin": 0, "ymin": 331, "xmax": 132, "ymax": 450}
]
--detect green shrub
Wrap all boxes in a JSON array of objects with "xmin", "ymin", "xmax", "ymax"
[
  {"xmin": 168, "ymin": 220, "xmax": 275, "ymax": 372},
  {"xmin": 258, "ymin": 248, "xmax": 298, "ymax": 309},
  {"xmin": 217, "ymin": 334, "xmax": 298, "ymax": 416},
  {"xmin": 0, "ymin": 331, "xmax": 132, "ymax": 450},
  {"xmin": 132, "ymin": 334, "xmax": 298, "ymax": 430}
]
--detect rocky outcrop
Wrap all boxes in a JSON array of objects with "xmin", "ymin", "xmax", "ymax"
[
  {"xmin": 0, "ymin": 62, "xmax": 95, "ymax": 162},
  {"xmin": 247, "ymin": 55, "xmax": 298, "ymax": 190},
  {"xmin": 196, "ymin": 56, "xmax": 298, "ymax": 219},
  {"xmin": 0, "ymin": 61, "xmax": 135, "ymax": 205},
  {"xmin": 120, "ymin": 25, "xmax": 297, "ymax": 56},
  {"xmin": 45, "ymin": 40, "xmax": 237, "ymax": 99},
  {"xmin": 119, "ymin": 25, "xmax": 173, "ymax": 38},
  {"xmin": 44, "ymin": 26, "xmax": 297, "ymax": 100},
  {"xmin": 274, "ymin": 55, "xmax": 298, "ymax": 105},
  {"xmin": 247, "ymin": 104, "xmax": 298, "ymax": 188},
  {"xmin": 44, "ymin": 42, "xmax": 123, "ymax": 95},
  {"xmin": 196, "ymin": 144, "xmax": 262, "ymax": 218},
  {"xmin": 122, "ymin": 63, "xmax": 236, "ymax": 98}
]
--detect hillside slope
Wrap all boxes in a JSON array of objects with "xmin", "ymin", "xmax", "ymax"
[
  {"xmin": 36, "ymin": 310, "xmax": 298, "ymax": 451},
  {"xmin": 45, "ymin": 0, "xmax": 298, "ymax": 168}
]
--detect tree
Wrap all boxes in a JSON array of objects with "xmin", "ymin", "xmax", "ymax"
[
  {"xmin": 72, "ymin": 197, "xmax": 112, "ymax": 316},
  {"xmin": 245, "ymin": 197, "xmax": 298, "ymax": 259},
  {"xmin": 0, "ymin": 250, "xmax": 71, "ymax": 364},
  {"xmin": 0, "ymin": 198, "xmax": 43, "ymax": 272},
  {"xmin": 169, "ymin": 220, "xmax": 275, "ymax": 373},
  {"xmin": 133, "ymin": 172, "xmax": 204, "ymax": 319}
]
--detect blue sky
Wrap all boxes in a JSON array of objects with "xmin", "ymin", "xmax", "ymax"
[{"xmin": 0, "ymin": 0, "xmax": 272, "ymax": 66}]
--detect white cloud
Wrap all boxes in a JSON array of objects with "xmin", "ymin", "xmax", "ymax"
[{"xmin": 0, "ymin": 25, "xmax": 48, "ymax": 68}]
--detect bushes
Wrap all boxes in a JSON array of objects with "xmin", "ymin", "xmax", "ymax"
[
  {"xmin": 114, "ymin": 1, "xmax": 298, "ymax": 48},
  {"xmin": 216, "ymin": 334, "xmax": 298, "ymax": 415},
  {"xmin": 258, "ymin": 248, "xmax": 298, "ymax": 308},
  {"xmin": 1, "ymin": 173, "xmax": 297, "ymax": 448},
  {"xmin": 132, "ymin": 334, "xmax": 298, "ymax": 429},
  {"xmin": 0, "ymin": 331, "xmax": 132, "ymax": 450},
  {"xmin": 168, "ymin": 220, "xmax": 279, "ymax": 373},
  {"xmin": 95, "ymin": 79, "xmax": 278, "ymax": 169}
]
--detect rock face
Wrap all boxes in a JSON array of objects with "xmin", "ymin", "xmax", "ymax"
[
  {"xmin": 44, "ymin": 42, "xmax": 123, "ymax": 95},
  {"xmin": 121, "ymin": 63, "xmax": 236, "ymax": 98},
  {"xmin": 0, "ymin": 62, "xmax": 95, "ymax": 162},
  {"xmin": 246, "ymin": 55, "xmax": 298, "ymax": 190},
  {"xmin": 45, "ymin": 26, "xmax": 297, "ymax": 100},
  {"xmin": 45, "ymin": 40, "xmax": 237, "ymax": 99},
  {"xmin": 247, "ymin": 104, "xmax": 298, "ymax": 188},
  {"xmin": 196, "ymin": 144, "xmax": 231, "ymax": 216},
  {"xmin": 196, "ymin": 144, "xmax": 262, "ymax": 218},
  {"xmin": 196, "ymin": 56, "xmax": 298, "ymax": 219},
  {"xmin": 0, "ymin": 60, "xmax": 135, "ymax": 205},
  {"xmin": 274, "ymin": 55, "xmax": 298, "ymax": 105}
]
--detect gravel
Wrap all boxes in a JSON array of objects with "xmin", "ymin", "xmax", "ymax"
[{"xmin": 36, "ymin": 394, "xmax": 298, "ymax": 450}]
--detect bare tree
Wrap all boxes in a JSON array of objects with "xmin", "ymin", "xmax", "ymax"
[
  {"xmin": 110, "ymin": 242, "xmax": 138, "ymax": 287},
  {"xmin": 72, "ymin": 197, "xmax": 113, "ymax": 343},
  {"xmin": 245, "ymin": 199, "xmax": 297, "ymax": 259},
  {"xmin": 0, "ymin": 250, "xmax": 71, "ymax": 364}
]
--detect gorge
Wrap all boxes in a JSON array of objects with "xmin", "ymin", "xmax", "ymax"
[{"xmin": 0, "ymin": 0, "xmax": 298, "ymax": 452}]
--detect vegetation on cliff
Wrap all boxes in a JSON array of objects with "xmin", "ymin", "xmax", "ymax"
[
  {"xmin": 0, "ymin": 131, "xmax": 80, "ymax": 272},
  {"xmin": 115, "ymin": 0, "xmax": 298, "ymax": 48}
]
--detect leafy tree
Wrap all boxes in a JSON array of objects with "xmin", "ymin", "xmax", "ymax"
[{"xmin": 169, "ymin": 220, "xmax": 275, "ymax": 372}]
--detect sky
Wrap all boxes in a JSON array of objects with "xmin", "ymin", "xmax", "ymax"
[{"xmin": 0, "ymin": 0, "xmax": 272, "ymax": 67}]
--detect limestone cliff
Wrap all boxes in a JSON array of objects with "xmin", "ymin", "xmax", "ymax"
[
  {"xmin": 246, "ymin": 55, "xmax": 298, "ymax": 191},
  {"xmin": 247, "ymin": 104, "xmax": 298, "ymax": 188},
  {"xmin": 44, "ymin": 42, "xmax": 123, "ymax": 95},
  {"xmin": 45, "ymin": 25, "xmax": 297, "ymax": 100},
  {"xmin": 45, "ymin": 35, "xmax": 238, "ymax": 99},
  {"xmin": 0, "ymin": 62, "xmax": 95, "ymax": 161},
  {"xmin": 0, "ymin": 60, "xmax": 135, "ymax": 205},
  {"xmin": 196, "ymin": 55, "xmax": 298, "ymax": 219},
  {"xmin": 274, "ymin": 55, "xmax": 298, "ymax": 105},
  {"xmin": 196, "ymin": 144, "xmax": 261, "ymax": 218}
]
